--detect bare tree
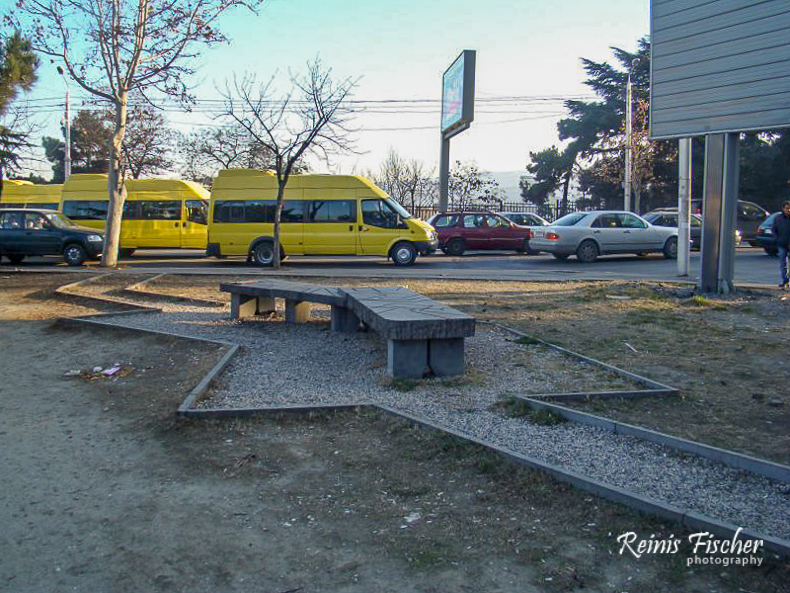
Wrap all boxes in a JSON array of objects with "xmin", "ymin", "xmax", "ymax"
[
  {"xmin": 368, "ymin": 149, "xmax": 435, "ymax": 213},
  {"xmin": 448, "ymin": 161, "xmax": 500, "ymax": 210},
  {"xmin": 176, "ymin": 124, "xmax": 307, "ymax": 186},
  {"xmin": 122, "ymin": 104, "xmax": 174, "ymax": 179},
  {"xmin": 0, "ymin": 106, "xmax": 40, "ymax": 189},
  {"xmin": 218, "ymin": 58, "xmax": 357, "ymax": 269},
  {"xmin": 11, "ymin": 0, "xmax": 263, "ymax": 266}
]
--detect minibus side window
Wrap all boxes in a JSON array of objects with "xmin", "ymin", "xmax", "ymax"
[
  {"xmin": 281, "ymin": 200, "xmax": 305, "ymax": 223},
  {"xmin": 137, "ymin": 200, "xmax": 180, "ymax": 220},
  {"xmin": 123, "ymin": 201, "xmax": 141, "ymax": 219},
  {"xmin": 62, "ymin": 200, "xmax": 108, "ymax": 220},
  {"xmin": 245, "ymin": 200, "xmax": 276, "ymax": 223},
  {"xmin": 361, "ymin": 199, "xmax": 402, "ymax": 229},
  {"xmin": 308, "ymin": 200, "xmax": 357, "ymax": 223},
  {"xmin": 186, "ymin": 200, "xmax": 208, "ymax": 225}
]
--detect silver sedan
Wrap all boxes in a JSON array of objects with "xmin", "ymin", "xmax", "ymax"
[{"xmin": 530, "ymin": 210, "xmax": 678, "ymax": 263}]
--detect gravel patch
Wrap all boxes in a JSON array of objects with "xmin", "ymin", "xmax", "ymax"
[{"xmin": 98, "ymin": 302, "xmax": 790, "ymax": 543}]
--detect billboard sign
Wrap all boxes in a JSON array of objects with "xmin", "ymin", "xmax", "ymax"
[
  {"xmin": 650, "ymin": 0, "xmax": 790, "ymax": 139},
  {"xmin": 441, "ymin": 50, "xmax": 476, "ymax": 138}
]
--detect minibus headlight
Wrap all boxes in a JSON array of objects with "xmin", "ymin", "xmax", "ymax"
[{"xmin": 87, "ymin": 234, "xmax": 103, "ymax": 242}]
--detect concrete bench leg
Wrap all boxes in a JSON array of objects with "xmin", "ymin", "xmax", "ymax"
[
  {"xmin": 330, "ymin": 305, "xmax": 359, "ymax": 332},
  {"xmin": 387, "ymin": 339, "xmax": 428, "ymax": 379},
  {"xmin": 429, "ymin": 338, "xmax": 465, "ymax": 376},
  {"xmin": 231, "ymin": 293, "xmax": 258, "ymax": 319},
  {"xmin": 256, "ymin": 296, "xmax": 276, "ymax": 314},
  {"xmin": 285, "ymin": 299, "xmax": 311, "ymax": 323}
]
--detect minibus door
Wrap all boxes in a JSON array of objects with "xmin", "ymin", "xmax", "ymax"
[
  {"xmin": 358, "ymin": 199, "xmax": 404, "ymax": 255},
  {"xmin": 181, "ymin": 200, "xmax": 209, "ymax": 248},
  {"xmin": 304, "ymin": 199, "xmax": 358, "ymax": 254}
]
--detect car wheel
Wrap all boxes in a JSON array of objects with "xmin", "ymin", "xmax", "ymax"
[
  {"xmin": 390, "ymin": 241, "xmax": 418, "ymax": 266},
  {"xmin": 251, "ymin": 241, "xmax": 275, "ymax": 267},
  {"xmin": 7, "ymin": 254, "xmax": 24, "ymax": 265},
  {"xmin": 576, "ymin": 240, "xmax": 599, "ymax": 263},
  {"xmin": 516, "ymin": 238, "xmax": 537, "ymax": 255},
  {"xmin": 552, "ymin": 253, "xmax": 569, "ymax": 261},
  {"xmin": 63, "ymin": 243, "xmax": 87, "ymax": 266},
  {"xmin": 663, "ymin": 236, "xmax": 678, "ymax": 259},
  {"xmin": 119, "ymin": 248, "xmax": 136, "ymax": 257},
  {"xmin": 764, "ymin": 247, "xmax": 778, "ymax": 257},
  {"xmin": 445, "ymin": 238, "xmax": 466, "ymax": 256}
]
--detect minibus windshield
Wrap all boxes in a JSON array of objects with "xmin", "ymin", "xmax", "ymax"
[{"xmin": 385, "ymin": 199, "xmax": 412, "ymax": 219}]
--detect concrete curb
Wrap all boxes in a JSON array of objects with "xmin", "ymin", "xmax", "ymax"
[
  {"xmin": 43, "ymin": 274, "xmax": 790, "ymax": 558},
  {"xmin": 519, "ymin": 397, "xmax": 790, "ymax": 484},
  {"xmin": 122, "ymin": 273, "xmax": 226, "ymax": 308},
  {"xmin": 488, "ymin": 322, "xmax": 680, "ymax": 399},
  {"xmin": 374, "ymin": 405, "xmax": 790, "ymax": 558}
]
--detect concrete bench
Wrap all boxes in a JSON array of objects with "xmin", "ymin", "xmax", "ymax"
[
  {"xmin": 220, "ymin": 280, "xmax": 475, "ymax": 378},
  {"xmin": 219, "ymin": 279, "xmax": 358, "ymax": 332},
  {"xmin": 343, "ymin": 287, "xmax": 475, "ymax": 378}
]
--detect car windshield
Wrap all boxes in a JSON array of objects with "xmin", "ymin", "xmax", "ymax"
[
  {"xmin": 552, "ymin": 212, "xmax": 588, "ymax": 226},
  {"xmin": 44, "ymin": 212, "xmax": 78, "ymax": 229},
  {"xmin": 384, "ymin": 199, "xmax": 412, "ymax": 220}
]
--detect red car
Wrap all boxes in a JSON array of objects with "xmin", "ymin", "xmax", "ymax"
[{"xmin": 427, "ymin": 211, "xmax": 533, "ymax": 256}]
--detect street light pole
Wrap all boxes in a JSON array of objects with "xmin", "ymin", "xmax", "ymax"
[
  {"xmin": 56, "ymin": 66, "xmax": 71, "ymax": 180},
  {"xmin": 624, "ymin": 64, "xmax": 634, "ymax": 212}
]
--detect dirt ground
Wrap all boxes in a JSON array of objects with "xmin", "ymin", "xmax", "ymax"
[{"xmin": 1, "ymin": 272, "xmax": 790, "ymax": 593}]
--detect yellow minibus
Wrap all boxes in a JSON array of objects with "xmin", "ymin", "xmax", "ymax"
[
  {"xmin": 0, "ymin": 180, "xmax": 63, "ymax": 210},
  {"xmin": 207, "ymin": 169, "xmax": 438, "ymax": 266},
  {"xmin": 61, "ymin": 174, "xmax": 209, "ymax": 254}
]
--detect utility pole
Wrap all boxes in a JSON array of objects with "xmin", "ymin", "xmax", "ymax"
[
  {"xmin": 624, "ymin": 58, "xmax": 640, "ymax": 212},
  {"xmin": 624, "ymin": 66, "xmax": 633, "ymax": 212},
  {"xmin": 57, "ymin": 66, "xmax": 71, "ymax": 180},
  {"xmin": 677, "ymin": 138, "xmax": 692, "ymax": 276}
]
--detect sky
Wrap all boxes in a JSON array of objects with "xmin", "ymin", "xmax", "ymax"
[{"xmin": 17, "ymin": 0, "xmax": 650, "ymax": 180}]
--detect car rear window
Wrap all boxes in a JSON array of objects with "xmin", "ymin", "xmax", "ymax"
[{"xmin": 552, "ymin": 212, "xmax": 587, "ymax": 226}]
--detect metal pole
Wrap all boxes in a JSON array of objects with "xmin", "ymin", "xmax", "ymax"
[
  {"xmin": 439, "ymin": 135, "xmax": 450, "ymax": 211},
  {"xmin": 624, "ymin": 71, "xmax": 632, "ymax": 212},
  {"xmin": 57, "ymin": 66, "xmax": 71, "ymax": 180},
  {"xmin": 677, "ymin": 138, "xmax": 691, "ymax": 276}
]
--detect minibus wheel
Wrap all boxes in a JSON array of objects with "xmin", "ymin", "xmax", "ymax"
[
  {"xmin": 251, "ymin": 241, "xmax": 276, "ymax": 266},
  {"xmin": 391, "ymin": 241, "xmax": 417, "ymax": 266}
]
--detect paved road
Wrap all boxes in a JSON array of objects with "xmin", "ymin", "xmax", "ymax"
[{"xmin": 7, "ymin": 246, "xmax": 782, "ymax": 289}]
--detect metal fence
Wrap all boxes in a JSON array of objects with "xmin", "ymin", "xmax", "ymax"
[{"xmin": 410, "ymin": 201, "xmax": 577, "ymax": 222}]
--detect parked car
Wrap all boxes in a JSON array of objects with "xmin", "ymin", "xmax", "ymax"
[
  {"xmin": 643, "ymin": 210, "xmax": 703, "ymax": 250},
  {"xmin": 754, "ymin": 212, "xmax": 781, "ymax": 256},
  {"xmin": 427, "ymin": 211, "xmax": 533, "ymax": 255},
  {"xmin": 499, "ymin": 212, "xmax": 550, "ymax": 228},
  {"xmin": 688, "ymin": 199, "xmax": 769, "ymax": 245},
  {"xmin": 499, "ymin": 212, "xmax": 550, "ymax": 254},
  {"xmin": 529, "ymin": 210, "xmax": 678, "ymax": 263},
  {"xmin": 0, "ymin": 208, "xmax": 104, "ymax": 266}
]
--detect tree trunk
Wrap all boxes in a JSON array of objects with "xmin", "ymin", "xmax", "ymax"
[
  {"xmin": 634, "ymin": 186, "xmax": 642, "ymax": 215},
  {"xmin": 272, "ymin": 181, "xmax": 285, "ymax": 270},
  {"xmin": 561, "ymin": 170, "xmax": 572, "ymax": 217},
  {"xmin": 101, "ymin": 94, "xmax": 129, "ymax": 268}
]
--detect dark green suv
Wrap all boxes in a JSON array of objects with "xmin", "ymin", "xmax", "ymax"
[{"xmin": 0, "ymin": 208, "xmax": 104, "ymax": 266}]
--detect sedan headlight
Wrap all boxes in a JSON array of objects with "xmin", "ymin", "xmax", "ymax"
[{"xmin": 87, "ymin": 234, "xmax": 103, "ymax": 242}]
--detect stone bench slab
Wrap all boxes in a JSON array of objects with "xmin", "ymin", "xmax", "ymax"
[
  {"xmin": 343, "ymin": 286, "xmax": 475, "ymax": 340},
  {"xmin": 220, "ymin": 279, "xmax": 347, "ymax": 307}
]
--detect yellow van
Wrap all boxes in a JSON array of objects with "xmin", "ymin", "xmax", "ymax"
[
  {"xmin": 207, "ymin": 169, "xmax": 438, "ymax": 266},
  {"xmin": 61, "ymin": 174, "xmax": 209, "ymax": 254},
  {"xmin": 0, "ymin": 180, "xmax": 63, "ymax": 210}
]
